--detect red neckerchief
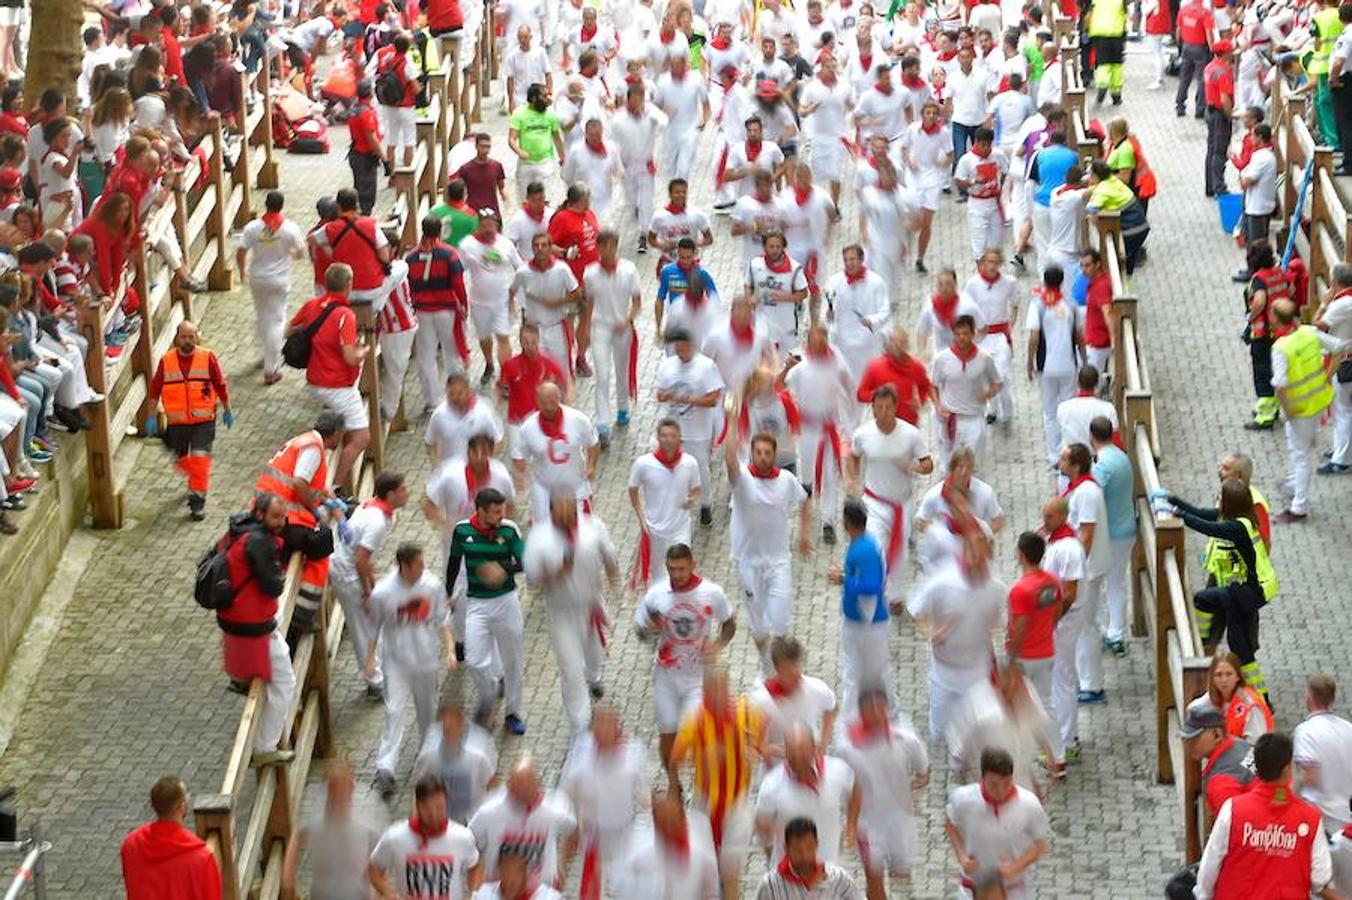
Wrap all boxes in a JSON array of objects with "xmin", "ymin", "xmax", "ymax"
[
  {"xmin": 932, "ymin": 292, "xmax": 959, "ymax": 327},
  {"xmin": 364, "ymin": 496, "xmax": 395, "ymax": 519},
  {"xmin": 1061, "ymin": 473, "xmax": 1097, "ymax": 497},
  {"xmin": 764, "ymin": 252, "xmax": 791, "ymax": 273},
  {"xmin": 538, "ymin": 408, "xmax": 567, "ymax": 439},
  {"xmin": 660, "ymin": 28, "xmax": 676, "ymax": 44},
  {"xmin": 819, "ymin": 70, "xmax": 837, "ymax": 86},
  {"xmin": 937, "ymin": 48, "xmax": 958, "ymax": 62},
  {"xmin": 845, "ymin": 266, "xmax": 868, "ymax": 285},
  {"xmin": 981, "ymin": 784, "xmax": 1016, "ymax": 817},
  {"xmin": 1272, "ymin": 323, "xmax": 1297, "ymax": 339},
  {"xmin": 847, "ymin": 717, "xmax": 892, "ymax": 745},
  {"xmin": 529, "ymin": 255, "xmax": 553, "ymax": 272},
  {"xmin": 586, "ymin": 138, "xmax": 607, "ymax": 157},
  {"xmin": 793, "ymin": 186, "xmax": 811, "ymax": 206},
  {"xmin": 654, "ymin": 445, "xmax": 684, "ymax": 469},
  {"xmin": 523, "ymin": 203, "xmax": 545, "ymax": 222},
  {"xmin": 902, "ymin": 73, "xmax": 927, "ymax": 89},
  {"xmin": 777, "ymin": 855, "xmax": 825, "ymax": 887},
  {"xmin": 671, "ymin": 573, "xmax": 704, "ymax": 592},
  {"xmin": 978, "ymin": 269, "xmax": 1001, "ymax": 285},
  {"xmin": 748, "ymin": 462, "xmax": 781, "ymax": 479},
  {"xmin": 858, "ymin": 52, "xmax": 873, "ymax": 71},
  {"xmin": 261, "ymin": 211, "xmax": 285, "ymax": 233},
  {"xmin": 788, "ymin": 756, "xmax": 824, "ymax": 792},
  {"xmin": 1049, "ymin": 523, "xmax": 1075, "ymax": 542},
  {"xmin": 919, "ymin": 117, "xmax": 942, "ymax": 135},
  {"xmin": 950, "ymin": 341, "xmax": 979, "ymax": 369},
  {"xmin": 711, "ymin": 34, "xmax": 731, "ymax": 50},
  {"xmin": 408, "ymin": 816, "xmax": 449, "ymax": 849},
  {"xmin": 665, "ymin": 201, "xmax": 685, "ymax": 214},
  {"xmin": 1037, "ymin": 286, "xmax": 1063, "ymax": 308},
  {"xmin": 1076, "ymin": 389, "xmax": 1094, "ymax": 398},
  {"xmin": 1343, "ymin": 823, "xmax": 1352, "ymax": 839},
  {"xmin": 763, "ymin": 675, "xmax": 794, "ymax": 698},
  {"xmin": 874, "ymin": 80, "xmax": 894, "ymax": 95},
  {"xmin": 745, "ymin": 139, "xmax": 764, "ymax": 163},
  {"xmin": 580, "ymin": 22, "xmax": 598, "ymax": 42},
  {"xmin": 972, "ymin": 143, "xmax": 992, "ymax": 159},
  {"xmin": 468, "ymin": 512, "xmax": 496, "ymax": 536},
  {"xmin": 730, "ymin": 317, "xmax": 756, "ymax": 346},
  {"xmin": 471, "ymin": 230, "xmax": 496, "ymax": 245}
]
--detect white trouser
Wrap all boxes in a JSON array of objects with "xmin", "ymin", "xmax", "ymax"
[
  {"xmin": 1332, "ymin": 380, "xmax": 1352, "ymax": 466},
  {"xmin": 980, "ymin": 333, "xmax": 1014, "ymax": 423},
  {"xmin": 591, "ymin": 320, "xmax": 633, "ymax": 426},
  {"xmin": 1038, "ymin": 373, "xmax": 1076, "ymax": 462},
  {"xmin": 1284, "ymin": 414, "xmax": 1320, "ymax": 514},
  {"xmin": 332, "ymin": 572, "xmax": 383, "ymax": 688},
  {"xmin": 738, "ymin": 557, "xmax": 794, "ymax": 647},
  {"xmin": 153, "ymin": 228, "xmax": 185, "ymax": 273},
  {"xmin": 547, "ymin": 601, "xmax": 605, "ymax": 735},
  {"xmin": 1074, "ymin": 575, "xmax": 1106, "ymax": 693},
  {"xmin": 841, "ymin": 619, "xmax": 892, "ymax": 713},
  {"xmin": 1087, "ymin": 345, "xmax": 1111, "ymax": 382},
  {"xmin": 620, "ymin": 165, "xmax": 655, "ymax": 231},
  {"xmin": 935, "ymin": 411, "xmax": 987, "ymax": 470},
  {"xmin": 863, "ymin": 492, "xmax": 909, "ymax": 604},
  {"xmin": 1019, "ymin": 655, "xmax": 1055, "ymax": 745},
  {"xmin": 799, "ymin": 421, "xmax": 843, "ymax": 523},
  {"xmin": 414, "ymin": 309, "xmax": 464, "ymax": 411},
  {"xmin": 255, "ymin": 630, "xmax": 297, "ymax": 752},
  {"xmin": 379, "ymin": 326, "xmax": 418, "ymax": 422},
  {"xmin": 1147, "ymin": 34, "xmax": 1167, "ymax": 83},
  {"xmin": 1031, "ymin": 204, "xmax": 1052, "ymax": 265},
  {"xmin": 930, "ymin": 664, "xmax": 986, "ymax": 742},
  {"xmin": 1050, "ymin": 600, "xmax": 1084, "ymax": 757},
  {"xmin": 37, "ymin": 335, "xmax": 93, "ymax": 407},
  {"xmin": 515, "ymin": 157, "xmax": 559, "ymax": 200},
  {"xmin": 465, "ymin": 591, "xmax": 524, "ymax": 717},
  {"xmin": 966, "ymin": 198, "xmax": 1005, "ymax": 261},
  {"xmin": 664, "ymin": 131, "xmax": 697, "ymax": 180},
  {"xmin": 250, "ymin": 277, "xmax": 289, "ymax": 376},
  {"xmin": 685, "ymin": 438, "xmax": 712, "ymax": 508},
  {"xmin": 375, "ymin": 665, "xmax": 440, "ymax": 776},
  {"xmin": 31, "ymin": 363, "xmax": 61, "ymax": 415},
  {"xmin": 1103, "ymin": 537, "xmax": 1134, "ymax": 643},
  {"xmin": 536, "ymin": 320, "xmax": 571, "ymax": 375},
  {"xmin": 1044, "ymin": 248, "xmax": 1079, "ymax": 279},
  {"xmin": 865, "ymin": 245, "xmax": 902, "ymax": 306}
]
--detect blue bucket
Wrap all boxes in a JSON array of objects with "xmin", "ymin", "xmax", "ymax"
[{"xmin": 1216, "ymin": 193, "xmax": 1244, "ymax": 233}]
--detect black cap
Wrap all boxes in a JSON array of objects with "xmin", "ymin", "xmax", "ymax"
[{"xmin": 1179, "ymin": 702, "xmax": 1225, "ymax": 740}]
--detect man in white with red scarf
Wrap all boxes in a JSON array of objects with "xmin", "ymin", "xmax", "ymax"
[
  {"xmin": 746, "ymin": 229, "xmax": 811, "ymax": 363},
  {"xmin": 704, "ymin": 296, "xmax": 776, "ymax": 397},
  {"xmin": 798, "ymin": 52, "xmax": 855, "ymax": 209},
  {"xmin": 523, "ymin": 490, "xmax": 619, "ymax": 736},
  {"xmin": 583, "ymin": 231, "xmax": 642, "ymax": 448},
  {"xmin": 750, "ymin": 635, "xmax": 839, "ymax": 759},
  {"xmin": 616, "ymin": 790, "xmax": 720, "ymax": 900},
  {"xmin": 375, "ymin": 258, "xmax": 419, "ymax": 424},
  {"xmin": 656, "ymin": 329, "xmax": 726, "ymax": 527},
  {"xmin": 628, "ymin": 419, "xmax": 702, "ymax": 587},
  {"xmin": 511, "ymin": 382, "xmax": 599, "ymax": 524},
  {"xmin": 512, "ymin": 233, "xmax": 582, "ymax": 386},
  {"xmin": 780, "ymin": 167, "xmax": 836, "ymax": 310},
  {"xmin": 710, "ymin": 65, "xmax": 757, "ymax": 213},
  {"xmin": 1025, "ymin": 265, "xmax": 1085, "ymax": 466},
  {"xmin": 915, "ymin": 268, "xmax": 985, "ymax": 360},
  {"xmin": 965, "ymin": 248, "xmax": 1020, "ymax": 426},
  {"xmin": 952, "ymin": 126, "xmax": 1010, "ymax": 262},
  {"xmin": 930, "ymin": 314, "xmax": 1003, "ymax": 469},
  {"xmin": 723, "ymin": 407, "xmax": 814, "ymax": 676},
  {"xmin": 649, "ymin": 179, "xmax": 715, "ymax": 279},
  {"xmin": 505, "ymin": 182, "xmax": 551, "ymax": 262},
  {"xmin": 736, "ymin": 367, "xmax": 802, "ymax": 472},
  {"xmin": 732, "ymin": 171, "xmax": 791, "ymax": 268},
  {"xmin": 784, "ymin": 325, "xmax": 855, "ymax": 543},
  {"xmin": 722, "ymin": 114, "xmax": 786, "ymax": 200},
  {"xmin": 608, "ymin": 83, "xmax": 666, "ymax": 255},
  {"xmin": 560, "ymin": 707, "xmax": 649, "ymax": 900},
  {"xmin": 1061, "ymin": 442, "xmax": 1112, "ymax": 708},
  {"xmin": 652, "ymin": 54, "xmax": 709, "ymax": 179},
  {"xmin": 561, "ymin": 120, "xmax": 624, "ymax": 222},
  {"xmin": 857, "ymin": 157, "xmax": 915, "ymax": 307},
  {"xmin": 854, "ymin": 63, "xmax": 909, "ymax": 169},
  {"xmin": 900, "ymin": 99, "xmax": 956, "ymax": 275},
  {"xmin": 914, "ymin": 445, "xmax": 1006, "ymax": 573},
  {"xmin": 822, "ymin": 244, "xmax": 890, "ymax": 386},
  {"xmin": 1039, "ymin": 494, "xmax": 1085, "ymax": 768},
  {"xmin": 847, "ymin": 384, "xmax": 935, "ymax": 604},
  {"xmin": 754, "ymin": 724, "xmax": 859, "ymax": 867}
]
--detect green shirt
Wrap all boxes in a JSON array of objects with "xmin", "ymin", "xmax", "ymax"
[
  {"xmin": 1023, "ymin": 44, "xmax": 1046, "ymax": 81},
  {"xmin": 1105, "ymin": 139, "xmax": 1136, "ymax": 174},
  {"xmin": 1088, "ymin": 176, "xmax": 1135, "ymax": 212},
  {"xmin": 446, "ymin": 519, "xmax": 525, "ymax": 599},
  {"xmin": 509, "ymin": 105, "xmax": 562, "ymax": 164},
  {"xmin": 430, "ymin": 201, "xmax": 478, "ymax": 247}
]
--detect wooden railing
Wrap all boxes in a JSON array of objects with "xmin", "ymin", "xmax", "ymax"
[{"xmin": 1055, "ymin": 24, "xmax": 1213, "ymax": 864}]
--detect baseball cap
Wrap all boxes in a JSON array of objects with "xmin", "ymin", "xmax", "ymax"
[
  {"xmin": 1179, "ymin": 702, "xmax": 1225, "ymax": 740},
  {"xmin": 0, "ymin": 168, "xmax": 21, "ymax": 192}
]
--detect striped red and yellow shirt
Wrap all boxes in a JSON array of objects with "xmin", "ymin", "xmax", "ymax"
[{"xmin": 673, "ymin": 696, "xmax": 763, "ymax": 822}]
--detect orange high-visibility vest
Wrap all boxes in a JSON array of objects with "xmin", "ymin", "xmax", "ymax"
[
  {"xmin": 255, "ymin": 430, "xmax": 327, "ymax": 527},
  {"xmin": 160, "ymin": 348, "xmax": 218, "ymax": 426}
]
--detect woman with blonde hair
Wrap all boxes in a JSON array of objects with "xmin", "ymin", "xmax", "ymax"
[
  {"xmin": 91, "ymin": 88, "xmax": 134, "ymax": 169},
  {"xmin": 1206, "ymin": 651, "xmax": 1274, "ymax": 743}
]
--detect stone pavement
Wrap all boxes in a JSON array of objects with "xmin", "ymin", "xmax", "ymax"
[{"xmin": 0, "ymin": 43, "xmax": 1346, "ymax": 898}]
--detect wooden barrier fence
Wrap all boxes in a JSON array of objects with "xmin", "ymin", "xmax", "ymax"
[{"xmin": 1055, "ymin": 25, "xmax": 1214, "ymax": 864}]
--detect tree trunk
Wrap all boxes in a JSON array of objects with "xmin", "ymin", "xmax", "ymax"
[{"xmin": 24, "ymin": 0, "xmax": 85, "ymax": 106}]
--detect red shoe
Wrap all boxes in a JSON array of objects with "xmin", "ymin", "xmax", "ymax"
[{"xmin": 8, "ymin": 478, "xmax": 36, "ymax": 493}]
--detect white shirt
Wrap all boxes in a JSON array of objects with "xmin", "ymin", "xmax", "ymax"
[
  {"xmin": 1025, "ymin": 293, "xmax": 1080, "ymax": 378},
  {"xmin": 1066, "ymin": 479, "xmax": 1111, "ymax": 578},
  {"xmin": 239, "ymin": 218, "xmax": 306, "ymax": 284},
  {"xmin": 649, "ymin": 205, "xmax": 712, "ymax": 265},
  {"xmin": 522, "ymin": 516, "xmax": 618, "ymax": 609},
  {"xmin": 655, "ymin": 352, "xmax": 726, "ymax": 442},
  {"xmin": 732, "ymin": 194, "xmax": 790, "ymax": 265},
  {"xmin": 725, "ymin": 139, "xmax": 786, "ymax": 198},
  {"xmin": 289, "ymin": 15, "xmax": 337, "ymax": 53},
  {"xmin": 608, "ymin": 105, "xmax": 667, "ymax": 170},
  {"xmin": 1242, "ymin": 146, "xmax": 1278, "ymax": 216},
  {"xmin": 755, "ymin": 756, "xmax": 855, "ymax": 864},
  {"xmin": 916, "ymin": 477, "xmax": 1003, "ymax": 530},
  {"xmin": 1048, "ymin": 185, "xmax": 1088, "ymax": 257},
  {"xmin": 850, "ymin": 418, "xmax": 928, "ymax": 502},
  {"xmin": 930, "ymin": 347, "xmax": 1000, "ymax": 416},
  {"xmin": 459, "ymin": 232, "xmax": 525, "ymax": 307},
  {"xmin": 583, "ymin": 259, "xmax": 641, "ymax": 327},
  {"xmin": 858, "ymin": 184, "xmax": 916, "ymax": 258},
  {"xmin": 915, "ymin": 295, "xmax": 985, "ymax": 354},
  {"xmin": 559, "ymin": 736, "xmax": 649, "ymax": 843},
  {"xmin": 854, "ymin": 82, "xmax": 908, "ymax": 140},
  {"xmin": 944, "ymin": 783, "xmax": 1050, "ymax": 885},
  {"xmin": 747, "ymin": 254, "xmax": 809, "ymax": 341},
  {"xmin": 469, "ymin": 790, "xmax": 577, "ymax": 883},
  {"xmin": 513, "ymin": 259, "xmax": 579, "ymax": 328},
  {"xmin": 824, "ymin": 270, "xmax": 890, "ymax": 349},
  {"xmin": 953, "ymin": 148, "xmax": 1009, "ymax": 203},
  {"xmin": 836, "ymin": 719, "xmax": 929, "ymax": 827},
  {"xmin": 703, "ymin": 318, "xmax": 774, "ymax": 389},
  {"xmin": 425, "ymin": 459, "xmax": 516, "ymax": 547},
  {"xmin": 1194, "ymin": 792, "xmax": 1334, "ymax": 899},
  {"xmin": 615, "ymin": 816, "xmax": 720, "ymax": 899},
  {"xmin": 369, "ymin": 570, "xmax": 450, "ymax": 670},
  {"xmin": 906, "ymin": 560, "xmax": 1006, "ymax": 685},
  {"xmin": 425, "ymin": 399, "xmax": 504, "ymax": 463},
  {"xmin": 1293, "ymin": 711, "xmax": 1352, "ymax": 832},
  {"xmin": 561, "ymin": 142, "xmax": 623, "ymax": 210},
  {"xmin": 653, "ymin": 72, "xmax": 707, "ymax": 132},
  {"xmin": 415, "ymin": 730, "xmax": 498, "ymax": 825},
  {"xmin": 635, "ymin": 577, "xmax": 734, "ymax": 683},
  {"xmin": 947, "ymin": 64, "xmax": 991, "ymax": 126},
  {"xmin": 505, "ymin": 44, "xmax": 552, "ymax": 106},
  {"xmin": 784, "ymin": 351, "xmax": 854, "ymax": 422},
  {"xmin": 370, "ymin": 819, "xmax": 479, "ymax": 900},
  {"xmin": 512, "ymin": 405, "xmax": 599, "ymax": 500},
  {"xmin": 750, "ymin": 674, "xmax": 838, "ymax": 749},
  {"xmin": 1056, "ymin": 394, "xmax": 1118, "ymax": 452},
  {"xmin": 901, "ymin": 121, "xmax": 956, "ymax": 183},
  {"xmin": 648, "ymin": 29, "xmax": 693, "ymax": 72},
  {"xmin": 1043, "ymin": 533, "xmax": 1086, "ymax": 596},
  {"xmin": 330, "ymin": 500, "xmax": 394, "ymax": 583},
  {"xmin": 800, "ymin": 76, "xmax": 855, "ymax": 140},
  {"xmin": 629, "ymin": 450, "xmax": 702, "ymax": 538},
  {"xmin": 963, "ymin": 272, "xmax": 1018, "ymax": 327},
  {"xmin": 474, "ymin": 884, "xmax": 562, "ymax": 900},
  {"xmin": 729, "ymin": 467, "xmax": 807, "ymax": 562}
]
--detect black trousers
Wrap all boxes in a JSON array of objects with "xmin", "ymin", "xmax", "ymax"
[
  {"xmin": 1205, "ymin": 108, "xmax": 1232, "ymax": 197},
  {"xmin": 162, "ymin": 420, "xmax": 215, "ymax": 457},
  {"xmin": 1175, "ymin": 43, "xmax": 1210, "ymax": 114},
  {"xmin": 1250, "ymin": 336, "xmax": 1274, "ymax": 398},
  {"xmin": 349, "ymin": 150, "xmax": 381, "ymax": 215},
  {"xmin": 1335, "ymin": 80, "xmax": 1352, "ymax": 173},
  {"xmin": 1194, "ymin": 581, "xmax": 1266, "ymax": 665}
]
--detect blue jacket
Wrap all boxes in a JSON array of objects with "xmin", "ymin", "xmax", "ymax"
[{"xmin": 842, "ymin": 533, "xmax": 888, "ymax": 624}]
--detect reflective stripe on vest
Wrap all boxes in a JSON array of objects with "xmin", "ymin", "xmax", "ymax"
[
  {"xmin": 1247, "ymin": 267, "xmax": 1290, "ymax": 338},
  {"xmin": 1310, "ymin": 8, "xmax": 1343, "ymax": 74},
  {"xmin": 255, "ymin": 430, "xmax": 328, "ymax": 525},
  {"xmin": 161, "ymin": 348, "xmax": 217, "ymax": 425},
  {"xmin": 1203, "ymin": 517, "xmax": 1278, "ymax": 601},
  {"xmin": 1276, "ymin": 327, "xmax": 1335, "ymax": 418}
]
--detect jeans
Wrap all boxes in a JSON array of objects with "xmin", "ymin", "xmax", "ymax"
[
  {"xmin": 1205, "ymin": 107, "xmax": 1232, "ymax": 196},
  {"xmin": 951, "ymin": 122, "xmax": 979, "ymax": 194}
]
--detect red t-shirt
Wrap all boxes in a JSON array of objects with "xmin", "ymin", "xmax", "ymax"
[
  {"xmin": 289, "ymin": 294, "xmax": 360, "ymax": 388},
  {"xmin": 1176, "ymin": 2, "xmax": 1213, "ymax": 46},
  {"xmin": 854, "ymin": 353, "xmax": 933, "ymax": 426},
  {"xmin": 426, "ymin": 0, "xmax": 465, "ymax": 31},
  {"xmin": 453, "ymin": 158, "xmax": 506, "ymax": 217},
  {"xmin": 1007, "ymin": 569, "xmax": 1062, "ymax": 660},
  {"xmin": 1083, "ymin": 272, "xmax": 1113, "ymax": 349},
  {"xmin": 547, "ymin": 207, "xmax": 600, "ymax": 284},
  {"xmin": 348, "ymin": 101, "xmax": 382, "ymax": 155},
  {"xmin": 499, "ymin": 350, "xmax": 566, "ymax": 423},
  {"xmin": 161, "ymin": 27, "xmax": 186, "ymax": 84},
  {"xmin": 1204, "ymin": 59, "xmax": 1233, "ymax": 108}
]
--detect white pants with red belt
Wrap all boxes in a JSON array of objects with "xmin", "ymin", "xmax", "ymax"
[
  {"xmin": 591, "ymin": 320, "xmax": 634, "ymax": 426},
  {"xmin": 620, "ymin": 164, "xmax": 655, "ymax": 232},
  {"xmin": 414, "ymin": 308, "xmax": 464, "ymax": 411},
  {"xmin": 863, "ymin": 491, "xmax": 910, "ymax": 603},
  {"xmin": 966, "ymin": 196, "xmax": 1005, "ymax": 261},
  {"xmin": 547, "ymin": 599, "xmax": 606, "ymax": 736},
  {"xmin": 935, "ymin": 411, "xmax": 987, "ymax": 470},
  {"xmin": 799, "ymin": 420, "xmax": 843, "ymax": 524},
  {"xmin": 980, "ymin": 331, "xmax": 1014, "ymax": 423},
  {"xmin": 249, "ymin": 276, "xmax": 289, "ymax": 377},
  {"xmin": 378, "ymin": 326, "xmax": 418, "ymax": 423}
]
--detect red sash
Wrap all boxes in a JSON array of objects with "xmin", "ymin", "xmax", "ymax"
[
  {"xmin": 864, "ymin": 487, "xmax": 905, "ymax": 570},
  {"xmin": 813, "ymin": 421, "xmax": 842, "ymax": 493}
]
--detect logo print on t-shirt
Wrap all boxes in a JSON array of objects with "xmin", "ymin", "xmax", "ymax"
[{"xmin": 404, "ymin": 854, "xmax": 455, "ymax": 898}]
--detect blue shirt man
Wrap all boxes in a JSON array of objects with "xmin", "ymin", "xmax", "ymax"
[
  {"xmin": 831, "ymin": 499, "xmax": 892, "ymax": 709},
  {"xmin": 1091, "ymin": 418, "xmax": 1136, "ymax": 652},
  {"xmin": 1030, "ymin": 138, "xmax": 1081, "ymax": 207},
  {"xmin": 842, "ymin": 531, "xmax": 888, "ymax": 623}
]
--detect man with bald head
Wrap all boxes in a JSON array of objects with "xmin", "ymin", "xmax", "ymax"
[
  {"xmin": 469, "ymin": 756, "xmax": 578, "ymax": 890},
  {"xmin": 147, "ymin": 320, "xmax": 233, "ymax": 520},
  {"xmin": 754, "ymin": 722, "xmax": 859, "ymax": 868},
  {"xmin": 510, "ymin": 381, "xmax": 599, "ymax": 524},
  {"xmin": 1040, "ymin": 494, "xmax": 1086, "ymax": 768}
]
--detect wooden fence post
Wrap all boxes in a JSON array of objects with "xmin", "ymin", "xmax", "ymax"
[
  {"xmin": 349, "ymin": 303, "xmax": 384, "ymax": 496},
  {"xmin": 78, "ymin": 302, "xmax": 120, "ymax": 528},
  {"xmin": 232, "ymin": 71, "xmax": 255, "ymax": 229},
  {"xmin": 194, "ymin": 795, "xmax": 239, "ymax": 900},
  {"xmin": 206, "ymin": 117, "xmax": 234, "ymax": 292},
  {"xmin": 129, "ymin": 247, "xmax": 156, "ymax": 431},
  {"xmin": 1309, "ymin": 146, "xmax": 1334, "ymax": 309},
  {"xmin": 255, "ymin": 63, "xmax": 279, "ymax": 189},
  {"xmin": 443, "ymin": 36, "xmax": 463, "ymax": 146},
  {"xmin": 1154, "ymin": 516, "xmax": 1186, "ymax": 781}
]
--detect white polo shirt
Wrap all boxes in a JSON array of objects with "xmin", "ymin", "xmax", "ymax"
[
  {"xmin": 1042, "ymin": 533, "xmax": 1085, "ymax": 589},
  {"xmin": 511, "ymin": 405, "xmax": 599, "ymax": 501},
  {"xmin": 1066, "ymin": 478, "xmax": 1110, "ymax": 578},
  {"xmin": 583, "ymin": 258, "xmax": 641, "ymax": 327},
  {"xmin": 947, "ymin": 64, "xmax": 990, "ymax": 126},
  {"xmin": 330, "ymin": 500, "xmax": 394, "ymax": 583},
  {"xmin": 729, "ymin": 467, "xmax": 807, "ymax": 563}
]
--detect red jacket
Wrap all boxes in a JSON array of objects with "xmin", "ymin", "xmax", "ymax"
[
  {"xmin": 323, "ymin": 215, "xmax": 387, "ymax": 291},
  {"xmin": 547, "ymin": 206, "xmax": 600, "ymax": 284},
  {"xmin": 217, "ymin": 517, "xmax": 286, "ymax": 638},
  {"xmin": 1212, "ymin": 781, "xmax": 1323, "ymax": 899},
  {"xmin": 121, "ymin": 820, "xmax": 222, "ymax": 900},
  {"xmin": 426, "ymin": 0, "xmax": 465, "ymax": 31}
]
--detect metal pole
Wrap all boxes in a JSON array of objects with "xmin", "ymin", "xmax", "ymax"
[{"xmin": 2, "ymin": 841, "xmax": 50, "ymax": 900}]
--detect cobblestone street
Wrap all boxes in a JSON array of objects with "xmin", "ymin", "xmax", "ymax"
[{"xmin": 0, "ymin": 43, "xmax": 1347, "ymax": 898}]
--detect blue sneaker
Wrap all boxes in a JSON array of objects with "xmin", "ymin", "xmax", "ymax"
[
  {"xmin": 504, "ymin": 713, "xmax": 527, "ymax": 736},
  {"xmin": 1077, "ymin": 690, "xmax": 1107, "ymax": 705},
  {"xmin": 615, "ymin": 409, "xmax": 630, "ymax": 427}
]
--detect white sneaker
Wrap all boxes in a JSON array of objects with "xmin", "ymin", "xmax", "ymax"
[
  {"xmin": 1146, "ymin": 80, "xmax": 1163, "ymax": 90},
  {"xmin": 17, "ymin": 461, "xmax": 38, "ymax": 479}
]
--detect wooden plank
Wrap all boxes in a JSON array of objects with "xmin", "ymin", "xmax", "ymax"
[
  {"xmin": 194, "ymin": 797, "xmax": 239, "ymax": 900},
  {"xmin": 256, "ymin": 841, "xmax": 286, "ymax": 900},
  {"xmin": 187, "ymin": 186, "xmax": 218, "ymax": 242},
  {"xmin": 235, "ymin": 766, "xmax": 276, "ymax": 898},
  {"xmin": 107, "ymin": 377, "xmax": 147, "ymax": 459}
]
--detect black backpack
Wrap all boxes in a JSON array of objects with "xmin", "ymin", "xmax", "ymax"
[
  {"xmin": 375, "ymin": 64, "xmax": 407, "ymax": 106},
  {"xmin": 281, "ymin": 300, "xmax": 341, "ymax": 369},
  {"xmin": 194, "ymin": 529, "xmax": 245, "ymax": 611}
]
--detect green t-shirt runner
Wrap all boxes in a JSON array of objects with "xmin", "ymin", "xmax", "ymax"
[
  {"xmin": 430, "ymin": 201, "xmax": 478, "ymax": 246},
  {"xmin": 508, "ymin": 105, "xmax": 563, "ymax": 165}
]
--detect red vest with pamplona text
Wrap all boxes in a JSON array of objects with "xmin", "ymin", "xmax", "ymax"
[
  {"xmin": 1248, "ymin": 266, "xmax": 1291, "ymax": 339},
  {"xmin": 323, "ymin": 216, "xmax": 386, "ymax": 291},
  {"xmin": 1213, "ymin": 781, "xmax": 1322, "ymax": 900}
]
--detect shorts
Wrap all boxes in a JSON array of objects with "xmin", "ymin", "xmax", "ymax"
[
  {"xmin": 737, "ymin": 558, "xmax": 793, "ymax": 639},
  {"xmin": 653, "ymin": 670, "xmax": 702, "ymax": 733},
  {"xmin": 163, "ymin": 420, "xmax": 217, "ymax": 457},
  {"xmin": 695, "ymin": 796, "xmax": 752, "ymax": 877},
  {"xmin": 378, "ymin": 104, "xmax": 417, "ymax": 150},
  {"xmin": 310, "ymin": 383, "xmax": 369, "ymax": 430},
  {"xmin": 0, "ymin": 8, "xmax": 19, "ymax": 27},
  {"xmin": 471, "ymin": 297, "xmax": 512, "ymax": 339},
  {"xmin": 858, "ymin": 817, "xmax": 917, "ymax": 875},
  {"xmin": 914, "ymin": 182, "xmax": 943, "ymax": 212},
  {"xmin": 780, "ymin": 141, "xmax": 798, "ymax": 159},
  {"xmin": 807, "ymin": 136, "xmax": 845, "ymax": 180}
]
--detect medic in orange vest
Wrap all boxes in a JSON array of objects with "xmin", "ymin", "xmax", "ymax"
[
  {"xmin": 254, "ymin": 412, "xmax": 347, "ymax": 638},
  {"xmin": 147, "ymin": 321, "xmax": 232, "ymax": 521}
]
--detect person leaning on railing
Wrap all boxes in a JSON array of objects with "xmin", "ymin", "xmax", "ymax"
[{"xmin": 1085, "ymin": 159, "xmax": 1149, "ymax": 274}]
